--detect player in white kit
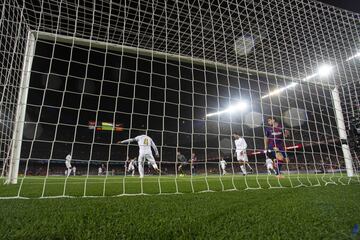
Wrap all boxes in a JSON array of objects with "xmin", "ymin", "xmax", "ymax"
[
  {"xmin": 127, "ymin": 157, "xmax": 137, "ymax": 176},
  {"xmin": 233, "ymin": 133, "xmax": 253, "ymax": 175},
  {"xmin": 119, "ymin": 135, "xmax": 160, "ymax": 178},
  {"xmin": 65, "ymin": 154, "xmax": 72, "ymax": 177},
  {"xmin": 265, "ymin": 156, "xmax": 276, "ymax": 175},
  {"xmin": 98, "ymin": 166, "xmax": 103, "ymax": 176},
  {"xmin": 219, "ymin": 157, "xmax": 227, "ymax": 175}
]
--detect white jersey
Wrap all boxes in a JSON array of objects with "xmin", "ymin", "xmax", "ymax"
[
  {"xmin": 220, "ymin": 160, "xmax": 226, "ymax": 169},
  {"xmin": 98, "ymin": 167, "xmax": 103, "ymax": 174},
  {"xmin": 266, "ymin": 158, "xmax": 273, "ymax": 167},
  {"xmin": 65, "ymin": 154, "xmax": 72, "ymax": 169},
  {"xmin": 122, "ymin": 135, "xmax": 159, "ymax": 156},
  {"xmin": 234, "ymin": 137, "xmax": 247, "ymax": 152}
]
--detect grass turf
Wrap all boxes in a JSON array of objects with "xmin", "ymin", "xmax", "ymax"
[{"xmin": 0, "ymin": 175, "xmax": 359, "ymax": 239}]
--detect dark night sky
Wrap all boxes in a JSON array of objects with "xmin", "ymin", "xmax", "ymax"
[{"xmin": 317, "ymin": 0, "xmax": 360, "ymax": 13}]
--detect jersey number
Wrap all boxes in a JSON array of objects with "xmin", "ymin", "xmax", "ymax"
[{"xmin": 143, "ymin": 138, "xmax": 149, "ymax": 145}]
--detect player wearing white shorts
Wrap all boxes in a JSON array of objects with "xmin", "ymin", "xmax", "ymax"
[
  {"xmin": 65, "ymin": 154, "xmax": 72, "ymax": 177},
  {"xmin": 265, "ymin": 157, "xmax": 276, "ymax": 175},
  {"xmin": 119, "ymin": 135, "xmax": 160, "ymax": 178},
  {"xmin": 219, "ymin": 158, "xmax": 227, "ymax": 175},
  {"xmin": 127, "ymin": 157, "xmax": 136, "ymax": 176},
  {"xmin": 233, "ymin": 133, "xmax": 253, "ymax": 175}
]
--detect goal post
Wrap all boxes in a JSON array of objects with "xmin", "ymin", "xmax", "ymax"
[
  {"xmin": 6, "ymin": 31, "xmax": 36, "ymax": 184},
  {"xmin": 331, "ymin": 87, "xmax": 354, "ymax": 177}
]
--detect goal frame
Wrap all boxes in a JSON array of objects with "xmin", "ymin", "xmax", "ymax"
[{"xmin": 6, "ymin": 30, "xmax": 354, "ymax": 184}]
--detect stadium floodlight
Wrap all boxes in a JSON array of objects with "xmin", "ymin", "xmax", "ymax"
[
  {"xmin": 346, "ymin": 52, "xmax": 360, "ymax": 61},
  {"xmin": 317, "ymin": 64, "xmax": 333, "ymax": 78},
  {"xmin": 302, "ymin": 64, "xmax": 333, "ymax": 82},
  {"xmin": 206, "ymin": 101, "xmax": 248, "ymax": 117},
  {"xmin": 228, "ymin": 101, "xmax": 248, "ymax": 113}
]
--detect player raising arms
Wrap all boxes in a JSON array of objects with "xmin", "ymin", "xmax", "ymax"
[
  {"xmin": 118, "ymin": 134, "xmax": 160, "ymax": 178},
  {"xmin": 233, "ymin": 132, "xmax": 253, "ymax": 175},
  {"xmin": 264, "ymin": 117, "xmax": 289, "ymax": 178}
]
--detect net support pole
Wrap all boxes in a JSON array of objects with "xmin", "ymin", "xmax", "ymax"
[
  {"xmin": 6, "ymin": 31, "xmax": 35, "ymax": 184},
  {"xmin": 331, "ymin": 86, "xmax": 354, "ymax": 177}
]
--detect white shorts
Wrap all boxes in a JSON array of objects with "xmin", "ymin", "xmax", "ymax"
[
  {"xmin": 221, "ymin": 165, "xmax": 226, "ymax": 170},
  {"xmin": 128, "ymin": 164, "xmax": 135, "ymax": 171},
  {"xmin": 65, "ymin": 163, "xmax": 72, "ymax": 169},
  {"xmin": 138, "ymin": 153, "xmax": 158, "ymax": 169},
  {"xmin": 236, "ymin": 151, "xmax": 248, "ymax": 162},
  {"xmin": 266, "ymin": 164, "xmax": 274, "ymax": 169}
]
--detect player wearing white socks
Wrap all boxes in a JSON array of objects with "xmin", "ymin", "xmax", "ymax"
[
  {"xmin": 127, "ymin": 157, "xmax": 136, "ymax": 176},
  {"xmin": 233, "ymin": 133, "xmax": 252, "ymax": 175},
  {"xmin": 219, "ymin": 158, "xmax": 227, "ymax": 175},
  {"xmin": 65, "ymin": 154, "xmax": 72, "ymax": 177},
  {"xmin": 265, "ymin": 156, "xmax": 276, "ymax": 175},
  {"xmin": 119, "ymin": 134, "xmax": 160, "ymax": 178}
]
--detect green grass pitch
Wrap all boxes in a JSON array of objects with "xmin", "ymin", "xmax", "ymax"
[{"xmin": 0, "ymin": 174, "xmax": 359, "ymax": 239}]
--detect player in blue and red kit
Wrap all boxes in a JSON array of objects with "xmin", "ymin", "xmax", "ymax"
[{"xmin": 264, "ymin": 117, "xmax": 289, "ymax": 178}]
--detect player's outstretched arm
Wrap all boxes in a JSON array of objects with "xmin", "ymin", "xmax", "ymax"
[{"xmin": 118, "ymin": 138, "xmax": 135, "ymax": 144}]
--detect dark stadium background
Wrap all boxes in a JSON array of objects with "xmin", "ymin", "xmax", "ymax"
[{"xmin": 17, "ymin": 0, "xmax": 359, "ymax": 175}]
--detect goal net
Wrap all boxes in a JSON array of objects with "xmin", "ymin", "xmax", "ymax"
[{"xmin": 1, "ymin": 0, "xmax": 359, "ymax": 198}]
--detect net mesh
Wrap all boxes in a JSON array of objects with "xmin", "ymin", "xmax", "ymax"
[{"xmin": 0, "ymin": 0, "xmax": 359, "ymax": 198}]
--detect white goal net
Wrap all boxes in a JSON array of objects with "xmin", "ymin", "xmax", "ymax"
[{"xmin": 0, "ymin": 0, "xmax": 359, "ymax": 198}]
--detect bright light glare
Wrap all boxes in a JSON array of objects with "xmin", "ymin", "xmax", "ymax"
[
  {"xmin": 261, "ymin": 82, "xmax": 298, "ymax": 99},
  {"xmin": 346, "ymin": 52, "xmax": 360, "ymax": 61},
  {"xmin": 302, "ymin": 73, "xmax": 318, "ymax": 82},
  {"xmin": 262, "ymin": 63, "xmax": 334, "ymax": 99},
  {"xmin": 228, "ymin": 101, "xmax": 248, "ymax": 113},
  {"xmin": 206, "ymin": 101, "xmax": 248, "ymax": 117},
  {"xmin": 317, "ymin": 64, "xmax": 333, "ymax": 77}
]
